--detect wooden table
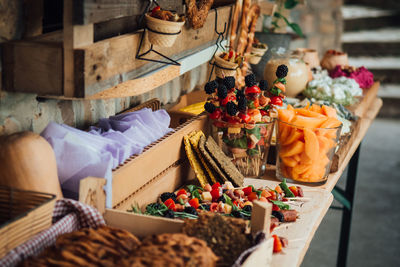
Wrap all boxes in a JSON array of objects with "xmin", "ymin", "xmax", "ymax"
[{"xmin": 260, "ymin": 83, "xmax": 382, "ymax": 267}]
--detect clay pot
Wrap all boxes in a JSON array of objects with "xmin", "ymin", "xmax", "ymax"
[
  {"xmin": 145, "ymin": 13, "xmax": 185, "ymax": 47},
  {"xmin": 214, "ymin": 53, "xmax": 238, "ymax": 78},
  {"xmin": 248, "ymin": 45, "xmax": 268, "ymax": 65},
  {"xmin": 264, "ymin": 58, "xmax": 309, "ymax": 98},
  {"xmin": 294, "ymin": 48, "xmax": 320, "ymax": 69},
  {"xmin": 320, "ymin": 50, "xmax": 348, "ymax": 71}
]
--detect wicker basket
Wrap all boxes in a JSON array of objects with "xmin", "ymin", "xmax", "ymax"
[
  {"xmin": 248, "ymin": 46, "xmax": 268, "ymax": 65},
  {"xmin": 0, "ymin": 186, "xmax": 56, "ymax": 258},
  {"xmin": 145, "ymin": 13, "xmax": 185, "ymax": 47},
  {"xmin": 214, "ymin": 53, "xmax": 239, "ymax": 78}
]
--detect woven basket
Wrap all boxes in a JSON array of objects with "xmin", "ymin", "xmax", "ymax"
[
  {"xmin": 248, "ymin": 46, "xmax": 268, "ymax": 65},
  {"xmin": 214, "ymin": 53, "xmax": 238, "ymax": 78},
  {"xmin": 0, "ymin": 186, "xmax": 56, "ymax": 258},
  {"xmin": 145, "ymin": 13, "xmax": 185, "ymax": 47}
]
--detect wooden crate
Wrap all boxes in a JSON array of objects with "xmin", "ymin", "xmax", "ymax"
[
  {"xmin": 0, "ymin": 186, "xmax": 56, "ymax": 258},
  {"xmin": 2, "ymin": 1, "xmax": 233, "ymax": 98}
]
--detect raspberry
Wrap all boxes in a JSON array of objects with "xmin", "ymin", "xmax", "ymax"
[
  {"xmin": 204, "ymin": 80, "xmax": 218, "ymax": 94},
  {"xmin": 245, "ymin": 73, "xmax": 256, "ymax": 87},
  {"xmin": 276, "ymin": 64, "xmax": 288, "ymax": 78}
]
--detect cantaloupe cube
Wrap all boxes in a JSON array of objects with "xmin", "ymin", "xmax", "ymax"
[
  {"xmin": 304, "ymin": 128, "xmax": 319, "ymax": 161},
  {"xmin": 281, "ymin": 156, "xmax": 298, "ymax": 167},
  {"xmin": 291, "ymin": 115, "xmax": 327, "ymax": 129},
  {"xmin": 279, "ymin": 140, "xmax": 305, "ymax": 157},
  {"xmin": 278, "ymin": 109, "xmax": 295, "ymax": 123},
  {"xmin": 295, "ymin": 108, "xmax": 326, "ymax": 118},
  {"xmin": 322, "ymin": 105, "xmax": 337, "ymax": 118},
  {"xmin": 281, "ymin": 127, "xmax": 304, "ymax": 146}
]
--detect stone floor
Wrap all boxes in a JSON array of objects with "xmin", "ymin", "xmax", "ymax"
[{"xmin": 302, "ymin": 118, "xmax": 400, "ymax": 267}]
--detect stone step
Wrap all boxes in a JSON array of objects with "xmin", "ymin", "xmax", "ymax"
[
  {"xmin": 345, "ymin": 0, "xmax": 400, "ymax": 10},
  {"xmin": 343, "ymin": 42, "xmax": 400, "ymax": 57},
  {"xmin": 377, "ymin": 84, "xmax": 400, "ymax": 118},
  {"xmin": 342, "ymin": 5, "xmax": 400, "ymax": 32}
]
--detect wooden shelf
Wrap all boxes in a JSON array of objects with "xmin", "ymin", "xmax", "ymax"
[
  {"xmin": 244, "ymin": 178, "xmax": 333, "ymax": 267},
  {"xmin": 2, "ymin": 3, "xmax": 232, "ymax": 99}
]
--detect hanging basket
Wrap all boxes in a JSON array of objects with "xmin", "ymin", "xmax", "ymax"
[
  {"xmin": 213, "ymin": 53, "xmax": 239, "ymax": 78},
  {"xmin": 145, "ymin": 13, "xmax": 185, "ymax": 47},
  {"xmin": 248, "ymin": 46, "xmax": 268, "ymax": 65}
]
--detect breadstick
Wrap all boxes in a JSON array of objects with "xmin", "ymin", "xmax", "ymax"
[
  {"xmin": 185, "ymin": 0, "xmax": 215, "ymax": 30},
  {"xmin": 236, "ymin": 0, "xmax": 251, "ymax": 55},
  {"xmin": 229, "ymin": 0, "xmax": 243, "ymax": 49}
]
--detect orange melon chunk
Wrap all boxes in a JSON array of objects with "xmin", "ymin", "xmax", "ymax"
[
  {"xmin": 281, "ymin": 156, "xmax": 298, "ymax": 167},
  {"xmin": 310, "ymin": 104, "xmax": 322, "ymax": 113},
  {"xmin": 278, "ymin": 123, "xmax": 291, "ymax": 142},
  {"xmin": 279, "ymin": 140, "xmax": 305, "ymax": 157},
  {"xmin": 319, "ymin": 117, "xmax": 342, "ymax": 129},
  {"xmin": 322, "ymin": 105, "xmax": 337, "ymax": 118},
  {"xmin": 291, "ymin": 115, "xmax": 327, "ymax": 129},
  {"xmin": 292, "ymin": 162, "xmax": 312, "ymax": 175},
  {"xmin": 278, "ymin": 109, "xmax": 295, "ymax": 123},
  {"xmin": 304, "ymin": 128, "xmax": 319, "ymax": 160},
  {"xmin": 295, "ymin": 108, "xmax": 326, "ymax": 118},
  {"xmin": 281, "ymin": 128, "xmax": 303, "ymax": 146}
]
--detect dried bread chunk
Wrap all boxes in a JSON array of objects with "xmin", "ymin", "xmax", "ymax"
[
  {"xmin": 128, "ymin": 233, "xmax": 218, "ymax": 267},
  {"xmin": 205, "ymin": 136, "xmax": 244, "ymax": 187},
  {"xmin": 184, "ymin": 131, "xmax": 209, "ymax": 187},
  {"xmin": 198, "ymin": 134, "xmax": 229, "ymax": 183},
  {"xmin": 22, "ymin": 226, "xmax": 141, "ymax": 267},
  {"xmin": 189, "ymin": 131, "xmax": 218, "ymax": 184},
  {"xmin": 182, "ymin": 213, "xmax": 251, "ymax": 267}
]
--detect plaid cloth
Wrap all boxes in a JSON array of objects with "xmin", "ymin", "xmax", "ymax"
[{"xmin": 0, "ymin": 198, "xmax": 105, "ymax": 267}]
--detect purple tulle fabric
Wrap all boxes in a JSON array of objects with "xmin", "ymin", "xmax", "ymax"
[{"xmin": 41, "ymin": 108, "xmax": 173, "ymax": 208}]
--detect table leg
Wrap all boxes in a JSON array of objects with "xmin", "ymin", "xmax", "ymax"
[{"xmin": 334, "ymin": 144, "xmax": 361, "ymax": 267}]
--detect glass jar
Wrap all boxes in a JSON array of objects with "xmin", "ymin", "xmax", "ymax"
[
  {"xmin": 276, "ymin": 119, "xmax": 342, "ymax": 184},
  {"xmin": 211, "ymin": 119, "xmax": 275, "ymax": 178},
  {"xmin": 264, "ymin": 49, "xmax": 309, "ymax": 98}
]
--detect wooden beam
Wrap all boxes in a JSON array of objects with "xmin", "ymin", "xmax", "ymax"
[
  {"xmin": 64, "ymin": 0, "xmax": 94, "ymax": 97},
  {"xmin": 73, "ymin": 0, "xmax": 184, "ymax": 25}
]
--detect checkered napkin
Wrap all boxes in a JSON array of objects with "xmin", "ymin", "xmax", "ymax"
[{"xmin": 0, "ymin": 198, "xmax": 105, "ymax": 267}]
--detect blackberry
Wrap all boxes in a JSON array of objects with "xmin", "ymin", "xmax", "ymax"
[
  {"xmin": 217, "ymin": 84, "xmax": 228, "ymax": 99},
  {"xmin": 201, "ymin": 204, "xmax": 211, "ymax": 211},
  {"xmin": 184, "ymin": 206, "xmax": 198, "ymax": 215},
  {"xmin": 204, "ymin": 80, "xmax": 218, "ymax": 94},
  {"xmin": 245, "ymin": 73, "xmax": 256, "ymax": 87},
  {"xmin": 272, "ymin": 210, "xmax": 284, "ymax": 222},
  {"xmin": 204, "ymin": 102, "xmax": 216, "ymax": 114},
  {"xmin": 164, "ymin": 210, "xmax": 175, "ymax": 218},
  {"xmin": 276, "ymin": 64, "xmax": 288, "ymax": 78},
  {"xmin": 226, "ymin": 101, "xmax": 238, "ymax": 116},
  {"xmin": 237, "ymin": 97, "xmax": 247, "ymax": 111},
  {"xmin": 259, "ymin": 80, "xmax": 268, "ymax": 91},
  {"xmin": 223, "ymin": 76, "xmax": 236, "ymax": 90},
  {"xmin": 216, "ymin": 77, "xmax": 224, "ymax": 85},
  {"xmin": 217, "ymin": 196, "xmax": 226, "ymax": 203},
  {"xmin": 242, "ymin": 205, "xmax": 252, "ymax": 212},
  {"xmin": 236, "ymin": 89, "xmax": 245, "ymax": 99},
  {"xmin": 231, "ymin": 210, "xmax": 244, "ymax": 219},
  {"xmin": 160, "ymin": 192, "xmax": 177, "ymax": 203}
]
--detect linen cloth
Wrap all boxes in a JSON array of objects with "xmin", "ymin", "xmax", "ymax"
[{"xmin": 0, "ymin": 199, "xmax": 105, "ymax": 267}]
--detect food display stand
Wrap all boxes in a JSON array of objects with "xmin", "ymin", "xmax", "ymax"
[{"xmin": 0, "ymin": 0, "xmax": 383, "ymax": 266}]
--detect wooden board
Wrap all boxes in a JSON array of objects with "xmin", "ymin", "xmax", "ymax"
[
  {"xmin": 73, "ymin": 0, "xmax": 184, "ymax": 25},
  {"xmin": 2, "ymin": 41, "xmax": 63, "ymax": 95},
  {"xmin": 244, "ymin": 178, "xmax": 333, "ymax": 267},
  {"xmin": 111, "ymin": 115, "xmax": 208, "ymax": 207}
]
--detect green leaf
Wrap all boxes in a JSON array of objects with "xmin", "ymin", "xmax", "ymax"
[
  {"xmin": 279, "ymin": 178, "xmax": 295, "ymax": 197},
  {"xmin": 223, "ymin": 193, "xmax": 233, "ymax": 206},
  {"xmin": 248, "ymin": 148, "xmax": 259, "ymax": 156},
  {"xmin": 284, "ymin": 0, "xmax": 299, "ymax": 9},
  {"xmin": 270, "ymin": 200, "xmax": 290, "ymax": 210},
  {"xmin": 192, "ymin": 189, "xmax": 201, "ymax": 200},
  {"xmin": 270, "ymin": 87, "xmax": 282, "ymax": 96},
  {"xmin": 248, "ymin": 100, "xmax": 256, "ymax": 109},
  {"xmin": 289, "ymin": 22, "xmax": 304, "ymax": 38},
  {"xmin": 223, "ymin": 135, "xmax": 248, "ymax": 149},
  {"xmin": 246, "ymin": 126, "xmax": 261, "ymax": 140}
]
